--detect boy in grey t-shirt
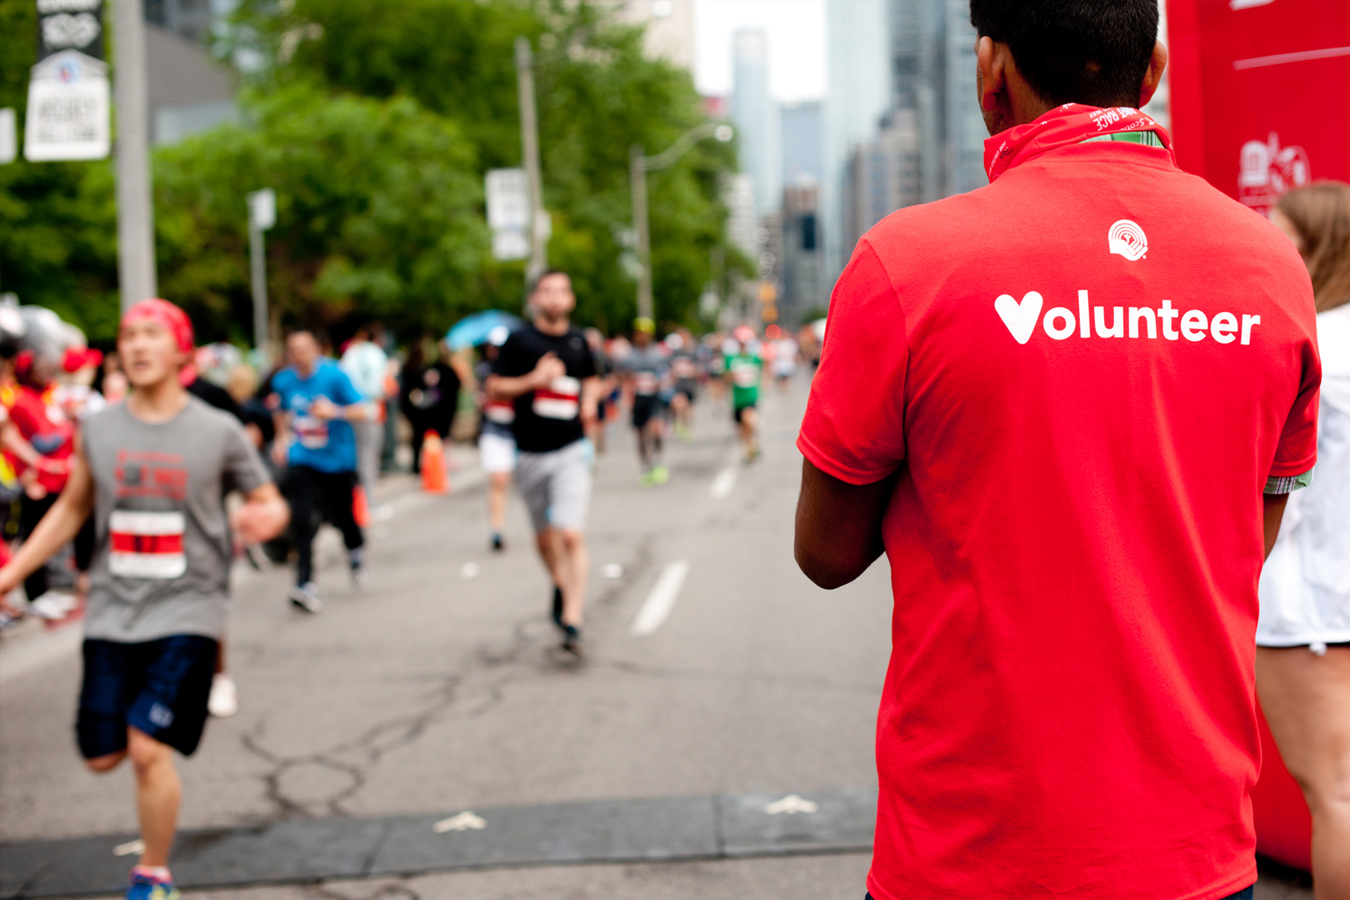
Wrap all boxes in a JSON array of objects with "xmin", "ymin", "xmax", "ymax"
[{"xmin": 0, "ymin": 300, "xmax": 288, "ymax": 900}]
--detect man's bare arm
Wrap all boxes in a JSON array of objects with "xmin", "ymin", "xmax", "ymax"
[
  {"xmin": 1263, "ymin": 493, "xmax": 1287, "ymax": 561},
  {"xmin": 794, "ymin": 458, "xmax": 898, "ymax": 589}
]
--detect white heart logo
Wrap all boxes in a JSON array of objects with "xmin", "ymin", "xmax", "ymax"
[{"xmin": 994, "ymin": 292, "xmax": 1044, "ymax": 345}]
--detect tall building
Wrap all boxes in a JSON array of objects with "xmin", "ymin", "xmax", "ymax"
[
  {"xmin": 843, "ymin": 108, "xmax": 920, "ymax": 251},
  {"xmin": 780, "ymin": 100, "xmax": 825, "ymax": 186},
  {"xmin": 608, "ymin": 0, "xmax": 696, "ymax": 70},
  {"xmin": 822, "ymin": 0, "xmax": 891, "ymax": 286},
  {"xmin": 731, "ymin": 30, "xmax": 781, "ymax": 218},
  {"xmin": 782, "ymin": 181, "xmax": 823, "ymax": 325}
]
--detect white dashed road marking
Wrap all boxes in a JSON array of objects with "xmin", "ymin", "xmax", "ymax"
[
  {"xmin": 710, "ymin": 466, "xmax": 738, "ymax": 499},
  {"xmin": 630, "ymin": 561, "xmax": 690, "ymax": 636},
  {"xmin": 764, "ymin": 795, "xmax": 818, "ymax": 815},
  {"xmin": 112, "ymin": 839, "xmax": 146, "ymax": 857},
  {"xmin": 434, "ymin": 811, "xmax": 487, "ymax": 832}
]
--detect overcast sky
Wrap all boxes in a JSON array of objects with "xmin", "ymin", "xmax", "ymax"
[{"xmin": 693, "ymin": 0, "xmax": 827, "ymax": 103}]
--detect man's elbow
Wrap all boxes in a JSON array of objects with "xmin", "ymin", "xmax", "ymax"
[{"xmin": 794, "ymin": 542, "xmax": 862, "ymax": 590}]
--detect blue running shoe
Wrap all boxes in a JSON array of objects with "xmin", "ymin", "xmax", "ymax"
[{"xmin": 126, "ymin": 873, "xmax": 179, "ymax": 900}]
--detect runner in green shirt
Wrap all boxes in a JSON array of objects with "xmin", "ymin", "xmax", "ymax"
[{"xmin": 724, "ymin": 327, "xmax": 763, "ymax": 463}]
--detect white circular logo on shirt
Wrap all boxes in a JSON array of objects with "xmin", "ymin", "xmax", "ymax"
[{"xmin": 1108, "ymin": 219, "xmax": 1148, "ymax": 261}]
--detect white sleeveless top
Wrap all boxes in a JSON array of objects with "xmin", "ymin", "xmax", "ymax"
[{"xmin": 1257, "ymin": 303, "xmax": 1350, "ymax": 648}]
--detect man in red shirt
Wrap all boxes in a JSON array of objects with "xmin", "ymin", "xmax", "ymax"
[{"xmin": 795, "ymin": 2, "xmax": 1320, "ymax": 898}]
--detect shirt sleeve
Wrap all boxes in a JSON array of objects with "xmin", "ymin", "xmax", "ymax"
[
  {"xmin": 797, "ymin": 239, "xmax": 909, "ymax": 486},
  {"xmin": 1268, "ymin": 325, "xmax": 1321, "ymax": 480},
  {"xmin": 492, "ymin": 335, "xmax": 529, "ymax": 377},
  {"xmin": 222, "ymin": 418, "xmax": 271, "ymax": 495},
  {"xmin": 576, "ymin": 344, "xmax": 597, "ymax": 380},
  {"xmin": 332, "ymin": 367, "xmax": 365, "ymax": 407}
]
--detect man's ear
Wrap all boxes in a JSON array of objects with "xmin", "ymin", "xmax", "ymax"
[
  {"xmin": 1139, "ymin": 40, "xmax": 1168, "ymax": 108},
  {"xmin": 977, "ymin": 36, "xmax": 1004, "ymax": 112}
]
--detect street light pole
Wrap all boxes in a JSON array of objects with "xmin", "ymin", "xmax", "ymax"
[
  {"xmin": 113, "ymin": 0, "xmax": 157, "ymax": 310},
  {"xmin": 629, "ymin": 122, "xmax": 733, "ymax": 324},
  {"xmin": 514, "ymin": 37, "xmax": 547, "ymax": 288},
  {"xmin": 630, "ymin": 144, "xmax": 653, "ymax": 321}
]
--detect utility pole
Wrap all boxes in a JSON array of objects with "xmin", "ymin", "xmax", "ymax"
[
  {"xmin": 629, "ymin": 123, "xmax": 733, "ymax": 325},
  {"xmin": 514, "ymin": 37, "xmax": 547, "ymax": 288},
  {"xmin": 113, "ymin": 0, "xmax": 157, "ymax": 310},
  {"xmin": 629, "ymin": 144, "xmax": 653, "ymax": 321}
]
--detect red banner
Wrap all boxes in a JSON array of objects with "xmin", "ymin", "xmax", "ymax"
[{"xmin": 1167, "ymin": 0, "xmax": 1350, "ymax": 216}]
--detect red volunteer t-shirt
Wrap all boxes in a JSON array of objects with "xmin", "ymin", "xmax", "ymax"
[{"xmin": 799, "ymin": 105, "xmax": 1319, "ymax": 900}]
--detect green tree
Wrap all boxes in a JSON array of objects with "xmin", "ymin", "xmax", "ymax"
[
  {"xmin": 154, "ymin": 87, "xmax": 491, "ymax": 342},
  {"xmin": 230, "ymin": 0, "xmax": 741, "ymax": 332}
]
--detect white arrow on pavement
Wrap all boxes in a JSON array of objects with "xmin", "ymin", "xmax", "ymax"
[
  {"xmin": 433, "ymin": 811, "xmax": 487, "ymax": 833},
  {"xmin": 764, "ymin": 794, "xmax": 819, "ymax": 815},
  {"xmin": 631, "ymin": 560, "xmax": 689, "ymax": 635}
]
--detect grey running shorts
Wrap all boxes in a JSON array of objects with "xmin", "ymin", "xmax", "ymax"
[{"xmin": 514, "ymin": 439, "xmax": 593, "ymax": 534}]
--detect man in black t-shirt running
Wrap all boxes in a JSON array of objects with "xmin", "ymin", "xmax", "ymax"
[{"xmin": 487, "ymin": 271, "xmax": 601, "ymax": 655}]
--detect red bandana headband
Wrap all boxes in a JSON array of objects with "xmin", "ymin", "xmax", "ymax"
[
  {"xmin": 121, "ymin": 299, "xmax": 195, "ymax": 355},
  {"xmin": 120, "ymin": 299, "xmax": 197, "ymax": 385}
]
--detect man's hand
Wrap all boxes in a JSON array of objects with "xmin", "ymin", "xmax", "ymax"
[
  {"xmin": 0, "ymin": 567, "xmax": 24, "ymax": 616},
  {"xmin": 531, "ymin": 353, "xmax": 566, "ymax": 389},
  {"xmin": 309, "ymin": 396, "xmax": 340, "ymax": 421},
  {"xmin": 270, "ymin": 440, "xmax": 289, "ymax": 468},
  {"xmin": 230, "ymin": 483, "xmax": 289, "ymax": 545}
]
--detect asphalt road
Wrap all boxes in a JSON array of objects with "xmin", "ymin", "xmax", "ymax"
[{"xmin": 0, "ymin": 376, "xmax": 1315, "ymax": 899}]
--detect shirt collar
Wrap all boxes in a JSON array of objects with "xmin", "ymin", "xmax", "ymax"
[{"xmin": 982, "ymin": 103, "xmax": 1174, "ymax": 183}]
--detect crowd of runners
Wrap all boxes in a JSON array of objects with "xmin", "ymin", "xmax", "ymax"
[{"xmin": 0, "ymin": 270, "xmax": 811, "ymax": 900}]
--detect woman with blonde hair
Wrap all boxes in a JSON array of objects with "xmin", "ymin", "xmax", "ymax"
[{"xmin": 1260, "ymin": 180, "xmax": 1350, "ymax": 899}]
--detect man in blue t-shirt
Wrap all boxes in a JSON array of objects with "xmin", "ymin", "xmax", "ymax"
[{"xmin": 269, "ymin": 330, "xmax": 370, "ymax": 613}]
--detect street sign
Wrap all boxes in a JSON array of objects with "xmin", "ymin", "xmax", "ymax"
[
  {"xmin": 36, "ymin": 0, "xmax": 106, "ymax": 64},
  {"xmin": 23, "ymin": 50, "xmax": 109, "ymax": 161},
  {"xmin": 248, "ymin": 188, "xmax": 276, "ymax": 231},
  {"xmin": 486, "ymin": 168, "xmax": 531, "ymax": 261},
  {"xmin": 491, "ymin": 229, "xmax": 530, "ymax": 261},
  {"xmin": 485, "ymin": 168, "xmax": 529, "ymax": 230},
  {"xmin": 0, "ymin": 109, "xmax": 15, "ymax": 165}
]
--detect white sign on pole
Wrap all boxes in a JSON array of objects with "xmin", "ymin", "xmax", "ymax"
[
  {"xmin": 486, "ymin": 168, "xmax": 530, "ymax": 230},
  {"xmin": 23, "ymin": 50, "xmax": 110, "ymax": 162},
  {"xmin": 491, "ymin": 229, "xmax": 530, "ymax": 261},
  {"xmin": 0, "ymin": 109, "xmax": 15, "ymax": 165},
  {"xmin": 248, "ymin": 188, "xmax": 276, "ymax": 231}
]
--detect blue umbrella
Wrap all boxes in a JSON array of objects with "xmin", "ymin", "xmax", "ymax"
[{"xmin": 445, "ymin": 310, "xmax": 523, "ymax": 350}]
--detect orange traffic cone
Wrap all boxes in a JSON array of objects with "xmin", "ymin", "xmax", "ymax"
[
  {"xmin": 352, "ymin": 484, "xmax": 371, "ymax": 528},
  {"xmin": 420, "ymin": 431, "xmax": 449, "ymax": 494}
]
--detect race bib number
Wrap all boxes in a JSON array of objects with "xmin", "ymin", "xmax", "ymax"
[
  {"xmin": 484, "ymin": 400, "xmax": 515, "ymax": 425},
  {"xmin": 634, "ymin": 372, "xmax": 659, "ymax": 396},
  {"xmin": 533, "ymin": 376, "xmax": 580, "ymax": 420},
  {"xmin": 731, "ymin": 361, "xmax": 759, "ymax": 388},
  {"xmin": 294, "ymin": 415, "xmax": 329, "ymax": 449},
  {"xmin": 109, "ymin": 510, "xmax": 187, "ymax": 580},
  {"xmin": 672, "ymin": 358, "xmax": 696, "ymax": 379}
]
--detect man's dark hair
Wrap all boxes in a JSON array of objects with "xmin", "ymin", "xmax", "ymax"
[
  {"xmin": 969, "ymin": 0, "xmax": 1159, "ymax": 109},
  {"xmin": 530, "ymin": 268, "xmax": 570, "ymax": 295}
]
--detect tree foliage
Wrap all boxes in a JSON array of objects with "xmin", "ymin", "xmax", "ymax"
[{"xmin": 0, "ymin": 0, "xmax": 739, "ymax": 342}]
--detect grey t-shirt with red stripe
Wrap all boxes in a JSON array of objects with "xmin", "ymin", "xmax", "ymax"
[{"xmin": 81, "ymin": 397, "xmax": 270, "ymax": 643}]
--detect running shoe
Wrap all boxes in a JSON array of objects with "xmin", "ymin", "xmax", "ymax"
[
  {"xmin": 551, "ymin": 586, "xmax": 564, "ymax": 627},
  {"xmin": 289, "ymin": 583, "xmax": 323, "ymax": 614},
  {"xmin": 491, "ymin": 533, "xmax": 505, "ymax": 552},
  {"xmin": 650, "ymin": 464, "xmax": 669, "ymax": 485},
  {"xmin": 29, "ymin": 591, "xmax": 77, "ymax": 621},
  {"xmin": 208, "ymin": 673, "xmax": 239, "ymax": 718},
  {"xmin": 351, "ymin": 563, "xmax": 369, "ymax": 588},
  {"xmin": 561, "ymin": 624, "xmax": 584, "ymax": 656},
  {"xmin": 125, "ymin": 872, "xmax": 179, "ymax": 900}
]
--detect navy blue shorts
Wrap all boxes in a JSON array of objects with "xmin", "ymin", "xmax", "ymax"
[{"xmin": 77, "ymin": 635, "xmax": 219, "ymax": 759}]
